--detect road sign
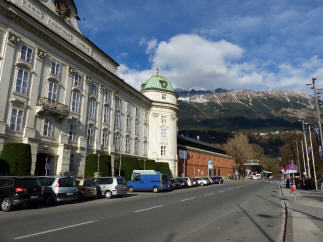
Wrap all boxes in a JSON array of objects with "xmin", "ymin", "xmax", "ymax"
[{"xmin": 289, "ymin": 164, "xmax": 297, "ymax": 170}]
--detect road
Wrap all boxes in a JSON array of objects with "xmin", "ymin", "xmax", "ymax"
[{"xmin": 0, "ymin": 180, "xmax": 284, "ymax": 242}]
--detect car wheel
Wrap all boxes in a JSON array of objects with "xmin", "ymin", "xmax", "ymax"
[
  {"xmin": 201, "ymin": 183, "xmax": 204, "ymax": 186},
  {"xmin": 128, "ymin": 186, "xmax": 134, "ymax": 193},
  {"xmin": 1, "ymin": 197, "xmax": 13, "ymax": 212},
  {"xmin": 153, "ymin": 186, "xmax": 159, "ymax": 193},
  {"xmin": 105, "ymin": 191, "xmax": 112, "ymax": 199}
]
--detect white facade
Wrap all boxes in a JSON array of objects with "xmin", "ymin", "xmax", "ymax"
[{"xmin": 0, "ymin": 0, "xmax": 179, "ymax": 177}]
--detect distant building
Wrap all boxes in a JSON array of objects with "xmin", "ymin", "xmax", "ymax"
[
  {"xmin": 177, "ymin": 135, "xmax": 234, "ymax": 177},
  {"xmin": 0, "ymin": 0, "xmax": 179, "ymax": 176}
]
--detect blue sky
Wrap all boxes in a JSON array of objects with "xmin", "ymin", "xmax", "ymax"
[{"xmin": 76, "ymin": 0, "xmax": 323, "ymax": 91}]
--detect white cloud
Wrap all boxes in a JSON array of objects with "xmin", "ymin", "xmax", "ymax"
[{"xmin": 119, "ymin": 34, "xmax": 323, "ymax": 91}]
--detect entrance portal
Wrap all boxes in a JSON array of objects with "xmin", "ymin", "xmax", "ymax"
[{"xmin": 35, "ymin": 153, "xmax": 50, "ymax": 176}]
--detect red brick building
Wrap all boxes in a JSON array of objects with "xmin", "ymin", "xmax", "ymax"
[{"xmin": 177, "ymin": 136, "xmax": 235, "ymax": 178}]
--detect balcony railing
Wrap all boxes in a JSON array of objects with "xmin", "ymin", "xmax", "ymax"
[{"xmin": 36, "ymin": 97, "xmax": 69, "ymax": 119}]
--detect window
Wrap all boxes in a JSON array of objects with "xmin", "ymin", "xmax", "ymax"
[
  {"xmin": 9, "ymin": 107, "xmax": 24, "ymax": 131},
  {"xmin": 50, "ymin": 60, "xmax": 60, "ymax": 76},
  {"xmin": 73, "ymin": 72, "xmax": 82, "ymax": 88},
  {"xmin": 15, "ymin": 68, "xmax": 29, "ymax": 95},
  {"xmin": 162, "ymin": 94, "xmax": 166, "ymax": 100},
  {"xmin": 161, "ymin": 128, "xmax": 166, "ymax": 139},
  {"xmin": 161, "ymin": 115, "xmax": 166, "ymax": 123},
  {"xmin": 114, "ymin": 135, "xmax": 120, "ymax": 151},
  {"xmin": 103, "ymin": 106, "xmax": 110, "ymax": 124},
  {"xmin": 20, "ymin": 44, "xmax": 33, "ymax": 63},
  {"xmin": 71, "ymin": 91, "xmax": 81, "ymax": 113},
  {"xmin": 88, "ymin": 100, "xmax": 96, "ymax": 119},
  {"xmin": 102, "ymin": 131, "xmax": 109, "ymax": 148},
  {"xmin": 69, "ymin": 123, "xmax": 77, "ymax": 142},
  {"xmin": 87, "ymin": 126, "xmax": 94, "ymax": 145},
  {"xmin": 125, "ymin": 137, "xmax": 130, "ymax": 153},
  {"xmin": 134, "ymin": 139, "xmax": 138, "ymax": 154},
  {"xmin": 89, "ymin": 83, "xmax": 98, "ymax": 96},
  {"xmin": 104, "ymin": 89, "xmax": 111, "ymax": 103},
  {"xmin": 115, "ymin": 113, "xmax": 121, "ymax": 129},
  {"xmin": 161, "ymin": 146, "xmax": 166, "ymax": 156},
  {"xmin": 48, "ymin": 82, "xmax": 58, "ymax": 101},
  {"xmin": 43, "ymin": 118, "xmax": 54, "ymax": 137},
  {"xmin": 116, "ymin": 96, "xmax": 122, "ymax": 109},
  {"xmin": 135, "ymin": 121, "xmax": 139, "ymax": 135},
  {"xmin": 127, "ymin": 103, "xmax": 132, "ymax": 114},
  {"xmin": 126, "ymin": 117, "xmax": 131, "ymax": 132},
  {"xmin": 135, "ymin": 107, "xmax": 139, "ymax": 117}
]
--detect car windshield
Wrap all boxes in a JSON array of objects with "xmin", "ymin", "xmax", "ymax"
[{"xmin": 38, "ymin": 177, "xmax": 56, "ymax": 186}]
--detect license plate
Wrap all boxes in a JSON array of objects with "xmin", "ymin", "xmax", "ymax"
[
  {"xmin": 67, "ymin": 193, "xmax": 74, "ymax": 196},
  {"xmin": 31, "ymin": 196, "xmax": 39, "ymax": 199}
]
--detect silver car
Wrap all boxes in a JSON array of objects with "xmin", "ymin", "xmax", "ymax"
[
  {"xmin": 93, "ymin": 177, "xmax": 127, "ymax": 199},
  {"xmin": 37, "ymin": 176, "xmax": 78, "ymax": 204}
]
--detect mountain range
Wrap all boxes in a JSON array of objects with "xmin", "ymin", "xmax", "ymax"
[{"xmin": 177, "ymin": 88, "xmax": 314, "ymax": 133}]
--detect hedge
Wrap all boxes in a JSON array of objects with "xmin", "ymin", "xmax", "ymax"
[
  {"xmin": 0, "ymin": 143, "xmax": 31, "ymax": 176},
  {"xmin": 84, "ymin": 154, "xmax": 111, "ymax": 177},
  {"xmin": 0, "ymin": 158, "xmax": 10, "ymax": 175},
  {"xmin": 115, "ymin": 156, "xmax": 172, "ymax": 181}
]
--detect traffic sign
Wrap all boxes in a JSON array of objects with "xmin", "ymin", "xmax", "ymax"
[{"xmin": 289, "ymin": 164, "xmax": 296, "ymax": 170}]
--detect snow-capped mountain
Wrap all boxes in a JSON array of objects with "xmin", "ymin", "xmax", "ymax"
[{"xmin": 177, "ymin": 89, "xmax": 314, "ymax": 131}]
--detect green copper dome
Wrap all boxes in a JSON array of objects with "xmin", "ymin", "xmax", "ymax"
[{"xmin": 141, "ymin": 69, "xmax": 175, "ymax": 93}]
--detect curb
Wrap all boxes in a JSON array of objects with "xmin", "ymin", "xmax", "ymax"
[{"xmin": 280, "ymin": 185, "xmax": 293, "ymax": 242}]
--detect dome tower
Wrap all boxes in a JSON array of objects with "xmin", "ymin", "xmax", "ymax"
[{"xmin": 141, "ymin": 69, "xmax": 180, "ymax": 177}]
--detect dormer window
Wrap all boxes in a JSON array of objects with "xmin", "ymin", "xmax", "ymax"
[
  {"xmin": 162, "ymin": 94, "xmax": 166, "ymax": 100},
  {"xmin": 51, "ymin": 60, "xmax": 61, "ymax": 76},
  {"xmin": 20, "ymin": 44, "xmax": 33, "ymax": 63}
]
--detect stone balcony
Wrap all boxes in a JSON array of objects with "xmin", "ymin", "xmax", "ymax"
[{"xmin": 36, "ymin": 97, "xmax": 69, "ymax": 120}]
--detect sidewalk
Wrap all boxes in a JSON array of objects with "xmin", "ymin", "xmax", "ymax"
[{"xmin": 281, "ymin": 185, "xmax": 323, "ymax": 242}]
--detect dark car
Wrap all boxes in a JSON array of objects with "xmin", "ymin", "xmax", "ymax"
[
  {"xmin": 0, "ymin": 176, "xmax": 43, "ymax": 212},
  {"xmin": 176, "ymin": 178, "xmax": 188, "ymax": 188},
  {"xmin": 214, "ymin": 176, "xmax": 224, "ymax": 184},
  {"xmin": 169, "ymin": 178, "xmax": 180, "ymax": 189}
]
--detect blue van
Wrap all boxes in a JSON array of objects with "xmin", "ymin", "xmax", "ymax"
[{"xmin": 127, "ymin": 172, "xmax": 170, "ymax": 193}]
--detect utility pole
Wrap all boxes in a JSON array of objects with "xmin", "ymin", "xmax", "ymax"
[
  {"xmin": 295, "ymin": 140, "xmax": 301, "ymax": 174},
  {"xmin": 309, "ymin": 77, "xmax": 323, "ymax": 156},
  {"xmin": 309, "ymin": 125, "xmax": 318, "ymax": 191},
  {"xmin": 300, "ymin": 139, "xmax": 307, "ymax": 177},
  {"xmin": 302, "ymin": 120, "xmax": 311, "ymax": 178}
]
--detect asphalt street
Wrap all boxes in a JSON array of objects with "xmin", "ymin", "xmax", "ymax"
[{"xmin": 0, "ymin": 180, "xmax": 284, "ymax": 242}]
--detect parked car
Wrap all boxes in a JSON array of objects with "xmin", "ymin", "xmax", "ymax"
[
  {"xmin": 93, "ymin": 176, "xmax": 127, "ymax": 199},
  {"xmin": 127, "ymin": 172, "xmax": 170, "ymax": 193},
  {"xmin": 169, "ymin": 178, "xmax": 180, "ymax": 189},
  {"xmin": 37, "ymin": 176, "xmax": 78, "ymax": 205},
  {"xmin": 76, "ymin": 178, "xmax": 98, "ymax": 199},
  {"xmin": 191, "ymin": 178, "xmax": 199, "ymax": 187},
  {"xmin": 0, "ymin": 176, "xmax": 43, "ymax": 212},
  {"xmin": 196, "ymin": 177, "xmax": 208, "ymax": 186},
  {"xmin": 177, "ymin": 178, "xmax": 188, "ymax": 188},
  {"xmin": 213, "ymin": 176, "xmax": 224, "ymax": 184}
]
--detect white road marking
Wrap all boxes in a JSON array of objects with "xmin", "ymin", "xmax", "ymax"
[
  {"xmin": 218, "ymin": 190, "xmax": 224, "ymax": 192},
  {"xmin": 14, "ymin": 220, "xmax": 97, "ymax": 240},
  {"xmin": 203, "ymin": 193, "xmax": 214, "ymax": 197},
  {"xmin": 134, "ymin": 205, "xmax": 164, "ymax": 213},
  {"xmin": 181, "ymin": 197, "xmax": 196, "ymax": 202}
]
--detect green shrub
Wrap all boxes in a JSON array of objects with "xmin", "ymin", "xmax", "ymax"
[
  {"xmin": 155, "ymin": 162, "xmax": 172, "ymax": 177},
  {"xmin": 84, "ymin": 154, "xmax": 111, "ymax": 177},
  {"xmin": 0, "ymin": 143, "xmax": 31, "ymax": 176}
]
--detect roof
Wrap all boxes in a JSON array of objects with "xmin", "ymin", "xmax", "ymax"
[
  {"xmin": 141, "ymin": 69, "xmax": 175, "ymax": 93},
  {"xmin": 177, "ymin": 135, "xmax": 226, "ymax": 154}
]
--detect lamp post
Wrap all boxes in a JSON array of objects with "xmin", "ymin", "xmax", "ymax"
[
  {"xmin": 97, "ymin": 153, "xmax": 100, "ymax": 173},
  {"xmin": 118, "ymin": 136, "xmax": 122, "ymax": 177},
  {"xmin": 302, "ymin": 120, "xmax": 311, "ymax": 178},
  {"xmin": 300, "ymin": 139, "xmax": 307, "ymax": 177}
]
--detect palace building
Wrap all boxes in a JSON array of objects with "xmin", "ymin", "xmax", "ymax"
[{"xmin": 0, "ymin": 0, "xmax": 179, "ymax": 177}]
